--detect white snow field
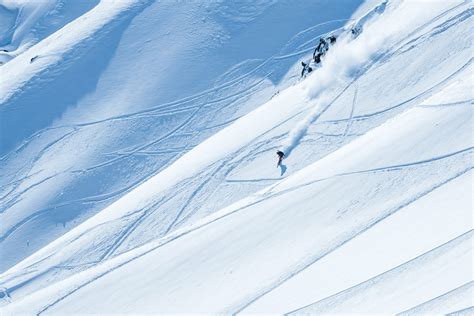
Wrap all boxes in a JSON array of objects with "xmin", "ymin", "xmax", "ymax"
[
  {"xmin": 0, "ymin": 0, "xmax": 362, "ymax": 272},
  {"xmin": 1, "ymin": 0, "xmax": 473, "ymax": 314}
]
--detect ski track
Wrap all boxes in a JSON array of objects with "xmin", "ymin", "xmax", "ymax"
[
  {"xmin": 0, "ymin": 171, "xmax": 44, "ymax": 208},
  {"xmin": 282, "ymin": 73, "xmax": 362, "ymax": 157},
  {"xmin": 42, "ymin": 164, "xmax": 474, "ymax": 315},
  {"xmin": 108, "ymin": 146, "xmax": 192, "ymax": 157},
  {"xmin": 417, "ymin": 100, "xmax": 473, "ymax": 108},
  {"xmin": 97, "ymin": 211, "xmax": 153, "ymax": 262},
  {"xmin": 0, "ymin": 0, "xmax": 153, "ymax": 105},
  {"xmin": 280, "ymin": 14, "xmax": 445, "ymax": 158},
  {"xmin": 0, "ymin": 167, "xmax": 164, "ymax": 244},
  {"xmin": 21, "ymin": 146, "xmax": 472, "ymax": 315},
  {"xmin": 1, "ymin": 269, "xmax": 40, "ymax": 287},
  {"xmin": 284, "ymin": 18, "xmax": 355, "ymax": 53},
  {"xmin": 2, "ymin": 0, "xmax": 462, "ymax": 208},
  {"xmin": 309, "ymin": 131, "xmax": 362, "ymax": 138},
  {"xmin": 163, "ymin": 162, "xmax": 227, "ymax": 235},
  {"xmin": 381, "ymin": 4, "xmax": 473, "ymax": 64},
  {"xmin": 232, "ymin": 164, "xmax": 473, "ymax": 314},
  {"xmin": 225, "ymin": 178, "xmax": 284, "ymax": 183},
  {"xmin": 397, "ymin": 281, "xmax": 473, "ymax": 315},
  {"xmin": 370, "ymin": 0, "xmax": 471, "ymax": 68},
  {"xmin": 21, "ymin": 63, "xmax": 270, "ymax": 174},
  {"xmin": 1, "ymin": 18, "xmax": 292, "ymax": 162},
  {"xmin": 165, "ymin": 109, "xmax": 307, "ymax": 230},
  {"xmin": 199, "ymin": 116, "xmax": 243, "ymax": 131},
  {"xmin": 2, "ymin": 0, "xmax": 470, "ymax": 165},
  {"xmin": 0, "ymin": 13, "xmax": 360, "ymax": 189},
  {"xmin": 266, "ymin": 147, "xmax": 472, "ymax": 198},
  {"xmin": 0, "ymin": 172, "xmax": 62, "ymax": 214},
  {"xmin": 0, "ymin": 57, "xmax": 258, "ymax": 162},
  {"xmin": 447, "ymin": 306, "xmax": 474, "ymax": 315},
  {"xmin": 77, "ymin": 106, "xmax": 203, "ymax": 173},
  {"xmin": 2, "ymin": 2, "xmax": 472, "ymax": 312},
  {"xmin": 95, "ymin": 94, "xmax": 473, "ymax": 255},
  {"xmin": 3, "ymin": 124, "xmax": 295, "ymax": 303},
  {"xmin": 102, "ymin": 76, "xmax": 269, "ymax": 159},
  {"xmin": 170, "ymin": 142, "xmax": 260, "ymax": 230},
  {"xmin": 0, "ymin": 129, "xmax": 77, "ymax": 204},
  {"xmin": 286, "ymin": 231, "xmax": 473, "ymax": 315},
  {"xmin": 98, "ymin": 179, "xmax": 195, "ymax": 262},
  {"xmin": 6, "ymin": 155, "xmax": 230, "ymax": 285},
  {"xmin": 166, "ymin": 135, "xmax": 275, "ymax": 232},
  {"xmin": 322, "ymin": 57, "xmax": 472, "ymax": 125},
  {"xmin": 0, "ymin": 170, "xmax": 43, "ymax": 191},
  {"xmin": 342, "ymin": 84, "xmax": 357, "ymax": 137}
]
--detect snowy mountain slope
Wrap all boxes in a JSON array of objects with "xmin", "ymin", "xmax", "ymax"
[
  {"xmin": 290, "ymin": 230, "xmax": 472, "ymax": 315},
  {"xmin": 0, "ymin": 0, "xmax": 100, "ymax": 64},
  {"xmin": 3, "ymin": 63, "xmax": 472, "ymax": 313},
  {"xmin": 1, "ymin": 0, "xmax": 473, "ymax": 313},
  {"xmin": 0, "ymin": 0, "xmax": 361, "ymax": 271},
  {"xmin": 399, "ymin": 281, "xmax": 473, "ymax": 315},
  {"xmin": 244, "ymin": 73, "xmax": 474, "ymax": 314}
]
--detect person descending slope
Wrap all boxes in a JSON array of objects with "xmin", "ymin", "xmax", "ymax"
[
  {"xmin": 300, "ymin": 35, "xmax": 338, "ymax": 78},
  {"xmin": 300, "ymin": 61, "xmax": 313, "ymax": 77},
  {"xmin": 312, "ymin": 35, "xmax": 337, "ymax": 65},
  {"xmin": 313, "ymin": 37, "xmax": 328, "ymax": 64},
  {"xmin": 349, "ymin": 0, "xmax": 387, "ymax": 39},
  {"xmin": 276, "ymin": 150, "xmax": 285, "ymax": 167}
]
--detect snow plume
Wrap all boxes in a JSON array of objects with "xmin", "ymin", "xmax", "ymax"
[
  {"xmin": 280, "ymin": 0, "xmax": 458, "ymax": 156},
  {"xmin": 280, "ymin": 91, "xmax": 336, "ymax": 157}
]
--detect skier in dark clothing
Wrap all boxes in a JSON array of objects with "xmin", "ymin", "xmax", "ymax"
[
  {"xmin": 300, "ymin": 61, "xmax": 313, "ymax": 77},
  {"xmin": 313, "ymin": 38, "xmax": 328, "ymax": 61},
  {"xmin": 313, "ymin": 38, "xmax": 326, "ymax": 64},
  {"xmin": 313, "ymin": 53, "xmax": 322, "ymax": 64},
  {"xmin": 276, "ymin": 150, "xmax": 285, "ymax": 167},
  {"xmin": 312, "ymin": 35, "xmax": 337, "ymax": 65}
]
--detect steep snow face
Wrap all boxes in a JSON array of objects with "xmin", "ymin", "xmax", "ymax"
[
  {"xmin": 3, "ymin": 61, "xmax": 473, "ymax": 313},
  {"xmin": 0, "ymin": 0, "xmax": 58, "ymax": 56},
  {"xmin": 0, "ymin": 0, "xmax": 362, "ymax": 272},
  {"xmin": 1, "ymin": 0, "xmax": 473, "ymax": 313},
  {"xmin": 0, "ymin": 0, "xmax": 99, "ymax": 64}
]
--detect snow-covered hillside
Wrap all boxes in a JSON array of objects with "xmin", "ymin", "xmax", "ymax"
[
  {"xmin": 0, "ymin": 0, "xmax": 361, "ymax": 272},
  {"xmin": 1, "ymin": 0, "xmax": 473, "ymax": 314}
]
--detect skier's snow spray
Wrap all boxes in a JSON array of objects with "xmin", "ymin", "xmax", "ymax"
[
  {"xmin": 280, "ymin": 2, "xmax": 384, "ymax": 156},
  {"xmin": 280, "ymin": 0, "xmax": 450, "ymax": 157},
  {"xmin": 281, "ymin": 92, "xmax": 334, "ymax": 156}
]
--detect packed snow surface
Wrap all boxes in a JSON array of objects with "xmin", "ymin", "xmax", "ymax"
[{"xmin": 0, "ymin": 0, "xmax": 473, "ymax": 314}]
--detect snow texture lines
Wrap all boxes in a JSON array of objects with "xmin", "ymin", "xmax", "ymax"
[
  {"xmin": 29, "ymin": 147, "xmax": 472, "ymax": 315},
  {"xmin": 343, "ymin": 84, "xmax": 357, "ymax": 137},
  {"xmin": 288, "ymin": 231, "xmax": 473, "ymax": 314},
  {"xmin": 234, "ymin": 167, "xmax": 472, "ymax": 314},
  {"xmin": 398, "ymin": 281, "xmax": 474, "ymax": 315}
]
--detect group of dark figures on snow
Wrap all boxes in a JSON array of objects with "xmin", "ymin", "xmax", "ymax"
[
  {"xmin": 300, "ymin": 34, "xmax": 337, "ymax": 78},
  {"xmin": 276, "ymin": 34, "xmax": 337, "ymax": 167}
]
